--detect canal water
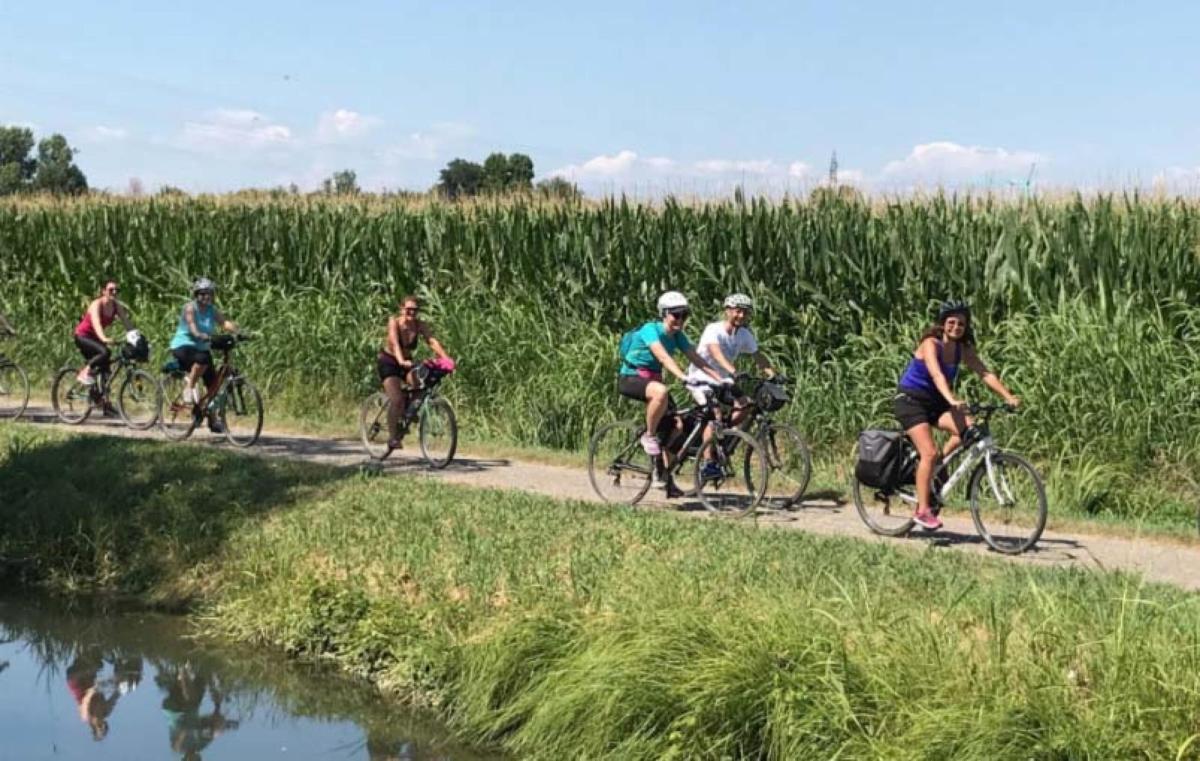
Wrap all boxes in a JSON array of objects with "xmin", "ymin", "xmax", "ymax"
[{"xmin": 0, "ymin": 598, "xmax": 497, "ymax": 760}]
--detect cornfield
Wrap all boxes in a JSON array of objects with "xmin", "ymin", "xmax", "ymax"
[{"xmin": 2, "ymin": 192, "xmax": 1199, "ymax": 526}]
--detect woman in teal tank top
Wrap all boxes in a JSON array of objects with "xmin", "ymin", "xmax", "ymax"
[{"xmin": 170, "ymin": 278, "xmax": 237, "ymax": 423}]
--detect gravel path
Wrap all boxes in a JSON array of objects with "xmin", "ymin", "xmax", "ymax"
[{"xmin": 13, "ymin": 406, "xmax": 1199, "ymax": 591}]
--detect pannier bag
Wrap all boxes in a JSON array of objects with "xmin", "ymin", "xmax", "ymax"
[
  {"xmin": 754, "ymin": 380, "xmax": 789, "ymax": 412},
  {"xmin": 855, "ymin": 429, "xmax": 904, "ymax": 489}
]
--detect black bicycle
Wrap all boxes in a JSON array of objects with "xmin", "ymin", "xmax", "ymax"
[
  {"xmin": 359, "ymin": 360, "xmax": 458, "ymax": 468},
  {"xmin": 852, "ymin": 403, "xmax": 1047, "ymax": 554},
  {"xmin": 0, "ymin": 329, "xmax": 29, "ymax": 421},
  {"xmin": 587, "ymin": 379, "xmax": 770, "ymax": 516},
  {"xmin": 51, "ymin": 335, "xmax": 158, "ymax": 429},
  {"xmin": 159, "ymin": 334, "xmax": 264, "ymax": 447},
  {"xmin": 735, "ymin": 375, "xmax": 813, "ymax": 508}
]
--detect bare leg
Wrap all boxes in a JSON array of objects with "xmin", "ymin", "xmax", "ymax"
[
  {"xmin": 383, "ymin": 376, "xmax": 406, "ymax": 442},
  {"xmin": 906, "ymin": 422, "xmax": 939, "ymax": 515}
]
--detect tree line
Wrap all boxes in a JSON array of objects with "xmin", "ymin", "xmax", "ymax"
[{"xmin": 0, "ymin": 126, "xmax": 88, "ymax": 195}]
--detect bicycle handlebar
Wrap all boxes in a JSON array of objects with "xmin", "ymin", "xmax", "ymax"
[{"xmin": 963, "ymin": 402, "xmax": 1019, "ymax": 417}]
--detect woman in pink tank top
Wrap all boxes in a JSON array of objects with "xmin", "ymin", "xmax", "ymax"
[{"xmin": 73, "ymin": 278, "xmax": 134, "ymax": 386}]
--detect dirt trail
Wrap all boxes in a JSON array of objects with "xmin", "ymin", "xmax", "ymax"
[{"xmin": 12, "ymin": 406, "xmax": 1199, "ymax": 592}]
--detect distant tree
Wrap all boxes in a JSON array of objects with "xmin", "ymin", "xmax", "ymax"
[
  {"xmin": 158, "ymin": 185, "xmax": 187, "ymax": 197},
  {"xmin": 31, "ymin": 134, "xmax": 87, "ymax": 195},
  {"xmin": 127, "ymin": 177, "xmax": 145, "ymax": 196},
  {"xmin": 322, "ymin": 169, "xmax": 359, "ymax": 195},
  {"xmin": 481, "ymin": 152, "xmax": 510, "ymax": 193},
  {"xmin": 536, "ymin": 176, "xmax": 582, "ymax": 201},
  {"xmin": 437, "ymin": 158, "xmax": 484, "ymax": 199},
  {"xmin": 506, "ymin": 153, "xmax": 534, "ymax": 190},
  {"xmin": 0, "ymin": 126, "xmax": 37, "ymax": 195}
]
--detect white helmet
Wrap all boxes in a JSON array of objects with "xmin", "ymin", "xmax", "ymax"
[
  {"xmin": 656, "ymin": 291, "xmax": 689, "ymax": 314},
  {"xmin": 723, "ymin": 293, "xmax": 754, "ymax": 310},
  {"xmin": 125, "ymin": 329, "xmax": 143, "ymax": 346}
]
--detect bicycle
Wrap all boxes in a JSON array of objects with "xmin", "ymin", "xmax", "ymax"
[
  {"xmin": 0, "ymin": 330, "xmax": 30, "ymax": 421},
  {"xmin": 50, "ymin": 333, "xmax": 158, "ymax": 429},
  {"xmin": 359, "ymin": 359, "xmax": 458, "ymax": 468},
  {"xmin": 159, "ymin": 334, "xmax": 264, "ymax": 447},
  {"xmin": 851, "ymin": 403, "xmax": 1047, "ymax": 554},
  {"xmin": 735, "ymin": 374, "xmax": 813, "ymax": 508},
  {"xmin": 587, "ymin": 379, "xmax": 770, "ymax": 517}
]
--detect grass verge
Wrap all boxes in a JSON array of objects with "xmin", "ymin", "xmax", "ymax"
[{"xmin": 2, "ymin": 424, "xmax": 1199, "ymax": 759}]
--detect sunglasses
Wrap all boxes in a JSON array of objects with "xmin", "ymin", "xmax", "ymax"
[
  {"xmin": 667, "ymin": 310, "xmax": 691, "ymax": 321},
  {"xmin": 402, "ymin": 307, "xmax": 420, "ymax": 314},
  {"xmin": 105, "ymin": 287, "xmax": 119, "ymax": 294}
]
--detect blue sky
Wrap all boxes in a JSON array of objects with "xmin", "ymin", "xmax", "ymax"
[{"xmin": 2, "ymin": 0, "xmax": 1198, "ymax": 194}]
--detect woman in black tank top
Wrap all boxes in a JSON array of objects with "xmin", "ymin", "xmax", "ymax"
[{"xmin": 376, "ymin": 295, "xmax": 452, "ymax": 449}]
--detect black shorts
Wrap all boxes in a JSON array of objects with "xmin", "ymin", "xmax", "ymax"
[
  {"xmin": 377, "ymin": 353, "xmax": 409, "ymax": 382},
  {"xmin": 617, "ymin": 375, "xmax": 675, "ymax": 408},
  {"xmin": 173, "ymin": 346, "xmax": 216, "ymax": 385},
  {"xmin": 893, "ymin": 388, "xmax": 950, "ymax": 430}
]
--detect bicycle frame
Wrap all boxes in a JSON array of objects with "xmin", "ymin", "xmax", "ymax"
[{"xmin": 893, "ymin": 409, "xmax": 1012, "ymax": 508}]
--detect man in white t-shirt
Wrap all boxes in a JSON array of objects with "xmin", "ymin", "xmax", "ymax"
[{"xmin": 685, "ymin": 293, "xmax": 777, "ymax": 479}]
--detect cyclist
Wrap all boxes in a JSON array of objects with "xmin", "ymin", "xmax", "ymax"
[
  {"xmin": 73, "ymin": 279, "xmax": 136, "ymax": 398},
  {"xmin": 618, "ymin": 291, "xmax": 727, "ymax": 495},
  {"xmin": 685, "ymin": 292, "xmax": 777, "ymax": 480},
  {"xmin": 169, "ymin": 277, "xmax": 238, "ymax": 430},
  {"xmin": 377, "ymin": 294, "xmax": 452, "ymax": 449},
  {"xmin": 894, "ymin": 299, "xmax": 1020, "ymax": 530}
]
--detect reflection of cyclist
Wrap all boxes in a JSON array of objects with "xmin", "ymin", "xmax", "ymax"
[
  {"xmin": 73, "ymin": 279, "xmax": 135, "ymax": 392},
  {"xmin": 376, "ymin": 295, "xmax": 452, "ymax": 450},
  {"xmin": 169, "ymin": 278, "xmax": 237, "ymax": 431},
  {"xmin": 685, "ymin": 293, "xmax": 776, "ymax": 479},
  {"xmin": 65, "ymin": 650, "xmax": 121, "ymax": 741},
  {"xmin": 619, "ymin": 291, "xmax": 726, "ymax": 495},
  {"xmin": 157, "ymin": 662, "xmax": 238, "ymax": 760},
  {"xmin": 894, "ymin": 300, "xmax": 1021, "ymax": 530}
]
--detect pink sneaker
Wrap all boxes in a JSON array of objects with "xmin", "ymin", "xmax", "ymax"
[
  {"xmin": 640, "ymin": 433, "xmax": 662, "ymax": 456},
  {"xmin": 76, "ymin": 369, "xmax": 94, "ymax": 386},
  {"xmin": 913, "ymin": 507, "xmax": 943, "ymax": 531}
]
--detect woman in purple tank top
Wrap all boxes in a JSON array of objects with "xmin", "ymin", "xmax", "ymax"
[{"xmin": 893, "ymin": 300, "xmax": 1020, "ymax": 530}]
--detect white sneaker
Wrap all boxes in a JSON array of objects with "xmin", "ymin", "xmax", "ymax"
[
  {"xmin": 182, "ymin": 386, "xmax": 196, "ymax": 404},
  {"xmin": 76, "ymin": 370, "xmax": 95, "ymax": 386}
]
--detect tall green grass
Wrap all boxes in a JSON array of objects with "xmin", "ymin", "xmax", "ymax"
[
  {"xmin": 3, "ymin": 426, "xmax": 1199, "ymax": 759},
  {"xmin": 2, "ymin": 193, "xmax": 1199, "ymax": 527}
]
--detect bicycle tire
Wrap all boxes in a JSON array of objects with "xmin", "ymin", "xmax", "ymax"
[
  {"xmin": 158, "ymin": 372, "xmax": 198, "ymax": 441},
  {"xmin": 117, "ymin": 368, "xmax": 160, "ymax": 430},
  {"xmin": 359, "ymin": 391, "xmax": 394, "ymax": 460},
  {"xmin": 694, "ymin": 427, "xmax": 768, "ymax": 517},
  {"xmin": 0, "ymin": 360, "xmax": 30, "ymax": 420},
  {"xmin": 51, "ymin": 366, "xmax": 93, "ymax": 425},
  {"xmin": 222, "ymin": 378, "xmax": 264, "ymax": 448},
  {"xmin": 850, "ymin": 440, "xmax": 916, "ymax": 536},
  {"xmin": 968, "ymin": 451, "xmax": 1047, "ymax": 555},
  {"xmin": 587, "ymin": 420, "xmax": 654, "ymax": 505},
  {"xmin": 418, "ymin": 396, "xmax": 457, "ymax": 469},
  {"xmin": 759, "ymin": 422, "xmax": 812, "ymax": 508}
]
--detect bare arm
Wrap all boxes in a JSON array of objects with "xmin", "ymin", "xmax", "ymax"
[
  {"xmin": 681, "ymin": 346, "xmax": 723, "ymax": 382},
  {"xmin": 419, "ymin": 322, "xmax": 450, "ymax": 359},
  {"xmin": 918, "ymin": 338, "xmax": 962, "ymax": 407},
  {"xmin": 648, "ymin": 341, "xmax": 691, "ymax": 382},
  {"xmin": 213, "ymin": 308, "xmax": 237, "ymax": 334},
  {"xmin": 751, "ymin": 351, "xmax": 774, "ymax": 377},
  {"xmin": 964, "ymin": 345, "xmax": 1020, "ymax": 406},
  {"xmin": 704, "ymin": 341, "xmax": 739, "ymax": 376},
  {"xmin": 183, "ymin": 302, "xmax": 206, "ymax": 341},
  {"xmin": 116, "ymin": 302, "xmax": 135, "ymax": 331}
]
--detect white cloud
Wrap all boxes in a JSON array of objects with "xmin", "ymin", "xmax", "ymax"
[
  {"xmin": 82, "ymin": 125, "xmax": 128, "ymax": 143},
  {"xmin": 316, "ymin": 109, "xmax": 382, "ymax": 142},
  {"xmin": 788, "ymin": 161, "xmax": 811, "ymax": 179},
  {"xmin": 1153, "ymin": 166, "xmax": 1200, "ymax": 187},
  {"xmin": 879, "ymin": 141, "xmax": 1042, "ymax": 186},
  {"xmin": 694, "ymin": 159, "xmax": 776, "ymax": 175},
  {"xmin": 177, "ymin": 108, "xmax": 294, "ymax": 153},
  {"xmin": 383, "ymin": 122, "xmax": 475, "ymax": 162},
  {"xmin": 547, "ymin": 150, "xmax": 818, "ymax": 196}
]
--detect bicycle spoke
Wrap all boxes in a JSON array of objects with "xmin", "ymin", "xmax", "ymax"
[
  {"xmin": 588, "ymin": 420, "xmax": 653, "ymax": 504},
  {"xmin": 970, "ymin": 452, "xmax": 1047, "ymax": 554}
]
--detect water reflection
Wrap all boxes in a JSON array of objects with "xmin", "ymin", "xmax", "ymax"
[{"xmin": 0, "ymin": 598, "xmax": 496, "ymax": 761}]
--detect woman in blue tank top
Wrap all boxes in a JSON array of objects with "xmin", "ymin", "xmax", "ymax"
[
  {"xmin": 893, "ymin": 300, "xmax": 1020, "ymax": 530},
  {"xmin": 170, "ymin": 277, "xmax": 238, "ymax": 429}
]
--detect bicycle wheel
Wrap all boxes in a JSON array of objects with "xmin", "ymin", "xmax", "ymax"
[
  {"xmin": 0, "ymin": 360, "xmax": 30, "ymax": 420},
  {"xmin": 418, "ymin": 396, "xmax": 457, "ymax": 469},
  {"xmin": 759, "ymin": 423, "xmax": 812, "ymax": 508},
  {"xmin": 158, "ymin": 372, "xmax": 197, "ymax": 441},
  {"xmin": 850, "ymin": 441, "xmax": 916, "ymax": 536},
  {"xmin": 695, "ymin": 428, "xmax": 768, "ymax": 517},
  {"xmin": 969, "ymin": 451, "xmax": 1047, "ymax": 555},
  {"xmin": 51, "ymin": 367, "xmax": 93, "ymax": 425},
  {"xmin": 359, "ymin": 391, "xmax": 393, "ymax": 460},
  {"xmin": 117, "ymin": 368, "xmax": 160, "ymax": 430},
  {"xmin": 222, "ymin": 377, "xmax": 264, "ymax": 448},
  {"xmin": 587, "ymin": 420, "xmax": 654, "ymax": 505}
]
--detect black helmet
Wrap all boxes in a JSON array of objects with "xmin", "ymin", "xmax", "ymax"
[{"xmin": 937, "ymin": 299, "xmax": 970, "ymax": 322}]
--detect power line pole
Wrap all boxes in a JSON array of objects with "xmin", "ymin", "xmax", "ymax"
[{"xmin": 828, "ymin": 151, "xmax": 839, "ymax": 186}]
